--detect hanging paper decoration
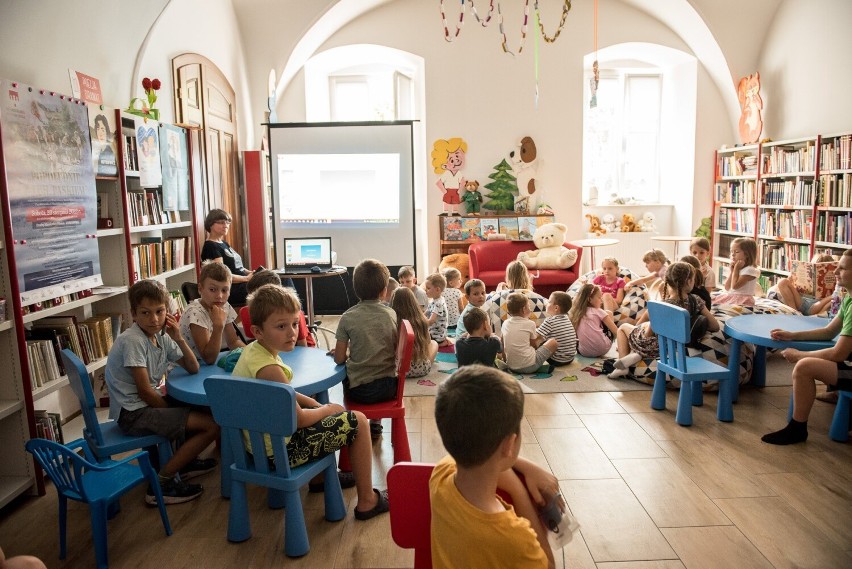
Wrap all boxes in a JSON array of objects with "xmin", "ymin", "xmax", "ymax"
[
  {"xmin": 535, "ymin": 0, "xmax": 572, "ymax": 43},
  {"xmin": 590, "ymin": 0, "xmax": 599, "ymax": 108},
  {"xmin": 497, "ymin": 0, "xmax": 530, "ymax": 55},
  {"xmin": 469, "ymin": 0, "xmax": 496, "ymax": 26},
  {"xmin": 440, "ymin": 0, "xmax": 466, "ymax": 42}
]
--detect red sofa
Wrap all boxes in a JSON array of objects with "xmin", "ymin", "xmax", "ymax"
[{"xmin": 468, "ymin": 240, "xmax": 583, "ymax": 296}]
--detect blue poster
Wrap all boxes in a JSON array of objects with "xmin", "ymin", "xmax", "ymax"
[
  {"xmin": 159, "ymin": 123, "xmax": 189, "ymax": 211},
  {"xmin": 0, "ymin": 80, "xmax": 102, "ymax": 306}
]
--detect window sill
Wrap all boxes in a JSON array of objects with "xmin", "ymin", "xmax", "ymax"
[{"xmin": 583, "ymin": 203, "xmax": 675, "ymax": 208}]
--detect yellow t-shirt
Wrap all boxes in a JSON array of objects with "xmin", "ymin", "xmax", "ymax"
[
  {"xmin": 231, "ymin": 341, "xmax": 293, "ymax": 457},
  {"xmin": 429, "ymin": 456, "xmax": 548, "ymax": 569}
]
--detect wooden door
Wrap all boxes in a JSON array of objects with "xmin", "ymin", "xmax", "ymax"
[{"xmin": 172, "ymin": 54, "xmax": 245, "ymax": 262}]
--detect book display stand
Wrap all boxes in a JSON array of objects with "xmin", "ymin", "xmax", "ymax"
[
  {"xmin": 439, "ymin": 213, "xmax": 555, "ymax": 257},
  {"xmin": 0, "ymin": 80, "xmax": 200, "ymax": 504}
]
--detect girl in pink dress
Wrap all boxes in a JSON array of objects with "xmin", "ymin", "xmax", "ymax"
[
  {"xmin": 569, "ymin": 284, "xmax": 618, "ymax": 358},
  {"xmin": 713, "ymin": 238, "xmax": 759, "ymax": 306},
  {"xmin": 592, "ymin": 257, "xmax": 626, "ymax": 312}
]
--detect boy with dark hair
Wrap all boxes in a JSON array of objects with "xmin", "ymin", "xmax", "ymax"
[
  {"xmin": 455, "ymin": 307, "xmax": 502, "ymax": 367},
  {"xmin": 502, "ymin": 292, "xmax": 558, "ymax": 374},
  {"xmin": 536, "ymin": 291, "xmax": 577, "ymax": 366},
  {"xmin": 334, "ymin": 259, "xmax": 398, "ymax": 439},
  {"xmin": 245, "ymin": 269, "xmax": 314, "ymax": 347},
  {"xmin": 424, "ymin": 272, "xmax": 451, "ymax": 346},
  {"xmin": 431, "ymin": 365, "xmax": 557, "ymax": 568},
  {"xmin": 180, "ymin": 262, "xmax": 244, "ymax": 364},
  {"xmin": 106, "ymin": 280, "xmax": 219, "ymax": 504}
]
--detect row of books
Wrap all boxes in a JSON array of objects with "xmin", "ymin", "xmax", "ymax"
[
  {"xmin": 128, "ymin": 190, "xmax": 178, "ymax": 227},
  {"xmin": 760, "ymin": 241, "xmax": 809, "ymax": 273},
  {"xmin": 761, "ymin": 179, "xmax": 815, "ymax": 206},
  {"xmin": 715, "ymin": 180, "xmax": 755, "ymax": 204},
  {"xmin": 170, "ymin": 290, "xmax": 188, "ymax": 316},
  {"xmin": 25, "ymin": 314, "xmax": 121, "ymax": 391},
  {"xmin": 718, "ymin": 153, "xmax": 759, "ymax": 177},
  {"xmin": 818, "ymin": 173, "xmax": 852, "ymax": 208},
  {"xmin": 819, "ymin": 135, "xmax": 851, "ymax": 171},
  {"xmin": 19, "ymin": 289, "xmax": 95, "ymax": 316},
  {"xmin": 815, "ymin": 212, "xmax": 852, "ymax": 245},
  {"xmin": 122, "ymin": 133, "xmax": 139, "ymax": 172},
  {"xmin": 34, "ymin": 410, "xmax": 63, "ymax": 443},
  {"xmin": 715, "ymin": 233, "xmax": 736, "ymax": 260},
  {"xmin": 442, "ymin": 215, "xmax": 554, "ymax": 241},
  {"xmin": 758, "ymin": 210, "xmax": 812, "ymax": 240},
  {"xmin": 716, "ymin": 208, "xmax": 754, "ymax": 233},
  {"xmin": 763, "ymin": 142, "xmax": 816, "ymax": 175},
  {"xmin": 131, "ymin": 237, "xmax": 190, "ymax": 279}
]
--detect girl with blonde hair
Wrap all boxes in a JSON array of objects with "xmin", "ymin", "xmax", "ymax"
[
  {"xmin": 496, "ymin": 260, "xmax": 534, "ymax": 292},
  {"xmin": 569, "ymin": 283, "xmax": 618, "ymax": 358}
]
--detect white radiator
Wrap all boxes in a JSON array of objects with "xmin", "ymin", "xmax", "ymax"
[{"xmin": 582, "ymin": 231, "xmax": 659, "ymax": 274}]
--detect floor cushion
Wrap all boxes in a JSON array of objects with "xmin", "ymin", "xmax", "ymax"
[
  {"xmin": 484, "ymin": 289, "xmax": 549, "ymax": 327},
  {"xmin": 568, "ymin": 268, "xmax": 645, "ymax": 325}
]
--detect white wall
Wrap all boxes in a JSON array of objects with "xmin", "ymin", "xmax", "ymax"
[{"xmin": 758, "ymin": 0, "xmax": 852, "ymax": 139}]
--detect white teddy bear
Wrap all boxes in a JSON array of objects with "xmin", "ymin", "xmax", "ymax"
[
  {"xmin": 601, "ymin": 213, "xmax": 618, "ymax": 233},
  {"xmin": 517, "ymin": 222, "xmax": 578, "ymax": 270},
  {"xmin": 638, "ymin": 211, "xmax": 657, "ymax": 232}
]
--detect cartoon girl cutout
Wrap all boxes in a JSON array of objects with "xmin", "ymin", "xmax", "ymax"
[{"xmin": 431, "ymin": 138, "xmax": 467, "ymax": 216}]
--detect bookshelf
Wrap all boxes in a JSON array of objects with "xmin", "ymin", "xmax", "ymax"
[
  {"xmin": 0, "ymin": 83, "xmax": 202, "ymax": 505},
  {"xmin": 711, "ymin": 133, "xmax": 852, "ymax": 290},
  {"xmin": 438, "ymin": 213, "xmax": 555, "ymax": 257}
]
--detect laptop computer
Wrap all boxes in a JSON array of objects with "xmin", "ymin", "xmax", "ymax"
[{"xmin": 282, "ymin": 237, "xmax": 334, "ymax": 274}]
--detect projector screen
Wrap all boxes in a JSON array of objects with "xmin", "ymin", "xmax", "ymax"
[{"xmin": 268, "ymin": 122, "xmax": 415, "ymax": 268}]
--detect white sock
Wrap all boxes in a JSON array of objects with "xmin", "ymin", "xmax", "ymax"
[
  {"xmin": 608, "ymin": 368, "xmax": 628, "ymax": 379},
  {"xmin": 614, "ymin": 352, "xmax": 642, "ymax": 370}
]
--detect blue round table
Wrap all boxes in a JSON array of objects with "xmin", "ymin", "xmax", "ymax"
[{"xmin": 723, "ymin": 314, "xmax": 835, "ymax": 396}]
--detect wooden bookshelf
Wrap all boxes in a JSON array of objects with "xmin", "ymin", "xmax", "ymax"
[{"xmin": 438, "ymin": 213, "xmax": 554, "ymax": 257}]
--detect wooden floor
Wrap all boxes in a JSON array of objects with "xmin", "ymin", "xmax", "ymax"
[{"xmin": 2, "ymin": 379, "xmax": 851, "ymax": 568}]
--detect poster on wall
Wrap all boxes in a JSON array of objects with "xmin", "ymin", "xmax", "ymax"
[
  {"xmin": 0, "ymin": 79, "xmax": 102, "ymax": 306},
  {"xmin": 135, "ymin": 117, "xmax": 162, "ymax": 188},
  {"xmin": 88, "ymin": 107, "xmax": 118, "ymax": 176},
  {"xmin": 159, "ymin": 123, "xmax": 189, "ymax": 211}
]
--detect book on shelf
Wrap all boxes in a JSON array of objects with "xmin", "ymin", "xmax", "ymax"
[
  {"xmin": 31, "ymin": 315, "xmax": 91, "ymax": 365},
  {"xmin": 25, "ymin": 328, "xmax": 66, "ymax": 376},
  {"xmin": 499, "ymin": 217, "xmax": 519, "ymax": 240},
  {"xmin": 790, "ymin": 259, "xmax": 838, "ymax": 299},
  {"xmin": 91, "ymin": 368, "xmax": 110, "ymax": 408},
  {"xmin": 34, "ymin": 410, "xmax": 64, "ymax": 443},
  {"xmin": 479, "ymin": 217, "xmax": 500, "ymax": 238},
  {"xmin": 518, "ymin": 216, "xmax": 537, "ymax": 240},
  {"xmin": 441, "ymin": 217, "xmax": 464, "ymax": 241},
  {"xmin": 460, "ymin": 218, "xmax": 482, "ymax": 241}
]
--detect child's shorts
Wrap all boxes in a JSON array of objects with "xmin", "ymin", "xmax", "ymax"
[
  {"xmin": 799, "ymin": 295, "xmax": 819, "ymax": 315},
  {"xmin": 118, "ymin": 406, "xmax": 190, "ymax": 443},
  {"xmin": 511, "ymin": 345, "xmax": 553, "ymax": 374},
  {"xmin": 836, "ymin": 360, "xmax": 852, "ymax": 392},
  {"xmin": 285, "ymin": 410, "xmax": 359, "ymax": 468}
]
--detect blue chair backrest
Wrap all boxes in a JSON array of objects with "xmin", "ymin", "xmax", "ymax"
[
  {"xmin": 647, "ymin": 300, "xmax": 689, "ymax": 371},
  {"xmin": 61, "ymin": 349, "xmax": 106, "ymax": 447},
  {"xmin": 204, "ymin": 374, "xmax": 298, "ymax": 476},
  {"xmin": 25, "ymin": 438, "xmax": 89, "ymax": 502}
]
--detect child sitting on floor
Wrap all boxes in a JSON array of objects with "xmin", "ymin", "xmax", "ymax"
[
  {"xmin": 398, "ymin": 265, "xmax": 428, "ymax": 311},
  {"xmin": 441, "ymin": 267, "xmax": 464, "ymax": 328},
  {"xmin": 457, "ymin": 278, "xmax": 502, "ymax": 338},
  {"xmin": 234, "ymin": 285, "xmax": 386, "ymax": 519},
  {"xmin": 424, "ymin": 272, "xmax": 451, "ymax": 347},
  {"xmin": 501, "ymin": 292, "xmax": 557, "ymax": 374},
  {"xmin": 680, "ymin": 255, "xmax": 712, "ymax": 310},
  {"xmin": 770, "ymin": 253, "xmax": 835, "ymax": 316},
  {"xmin": 569, "ymin": 283, "xmax": 618, "ymax": 358},
  {"xmin": 537, "ymin": 291, "xmax": 577, "ymax": 366},
  {"xmin": 625, "ymin": 249, "xmax": 669, "ymax": 299},
  {"xmin": 689, "ymin": 237, "xmax": 716, "ymax": 292},
  {"xmin": 390, "ymin": 287, "xmax": 438, "ymax": 378},
  {"xmin": 609, "ymin": 262, "xmax": 720, "ymax": 379},
  {"xmin": 592, "ymin": 257, "xmax": 626, "ymax": 313},
  {"xmin": 455, "ymin": 307, "xmax": 503, "ymax": 367},
  {"xmin": 713, "ymin": 237, "xmax": 759, "ymax": 306},
  {"xmin": 180, "ymin": 262, "xmax": 245, "ymax": 365}
]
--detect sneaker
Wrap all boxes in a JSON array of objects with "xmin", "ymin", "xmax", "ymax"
[
  {"xmin": 179, "ymin": 458, "xmax": 218, "ymax": 480},
  {"xmin": 146, "ymin": 477, "xmax": 203, "ymax": 505},
  {"xmin": 370, "ymin": 421, "xmax": 383, "ymax": 441}
]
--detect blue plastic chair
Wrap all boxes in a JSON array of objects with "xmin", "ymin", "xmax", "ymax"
[
  {"xmin": 647, "ymin": 300, "xmax": 734, "ymax": 426},
  {"xmin": 61, "ymin": 349, "xmax": 173, "ymax": 467},
  {"xmin": 25, "ymin": 438, "xmax": 172, "ymax": 569},
  {"xmin": 204, "ymin": 374, "xmax": 346, "ymax": 557},
  {"xmin": 830, "ymin": 391, "xmax": 852, "ymax": 442}
]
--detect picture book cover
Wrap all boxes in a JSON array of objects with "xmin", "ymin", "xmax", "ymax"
[
  {"xmin": 518, "ymin": 217, "xmax": 537, "ymax": 240},
  {"xmin": 790, "ymin": 259, "xmax": 837, "ymax": 298},
  {"xmin": 500, "ymin": 217, "xmax": 519, "ymax": 240},
  {"xmin": 536, "ymin": 215, "xmax": 555, "ymax": 227},
  {"xmin": 479, "ymin": 217, "xmax": 500, "ymax": 239},
  {"xmin": 442, "ymin": 217, "xmax": 464, "ymax": 241},
  {"xmin": 461, "ymin": 217, "xmax": 482, "ymax": 241}
]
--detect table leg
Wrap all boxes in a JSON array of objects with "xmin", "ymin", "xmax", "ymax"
[
  {"xmin": 588, "ymin": 247, "xmax": 596, "ymax": 274},
  {"xmin": 728, "ymin": 338, "xmax": 742, "ymax": 403},
  {"xmin": 314, "ymin": 389, "xmax": 330, "ymax": 405},
  {"xmin": 752, "ymin": 345, "xmax": 767, "ymax": 387}
]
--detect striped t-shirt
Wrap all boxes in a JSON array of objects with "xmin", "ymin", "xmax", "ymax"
[{"xmin": 536, "ymin": 314, "xmax": 577, "ymax": 363}]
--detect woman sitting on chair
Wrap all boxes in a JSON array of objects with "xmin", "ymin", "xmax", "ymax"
[{"xmin": 201, "ymin": 209, "xmax": 254, "ymax": 306}]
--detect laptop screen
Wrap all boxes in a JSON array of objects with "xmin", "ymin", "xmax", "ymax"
[{"xmin": 283, "ymin": 237, "xmax": 333, "ymax": 271}]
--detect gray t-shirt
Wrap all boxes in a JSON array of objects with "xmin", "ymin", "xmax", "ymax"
[
  {"xmin": 179, "ymin": 298, "xmax": 237, "ymax": 359},
  {"xmin": 335, "ymin": 300, "xmax": 397, "ymax": 388},
  {"xmin": 412, "ymin": 285, "xmax": 428, "ymax": 310},
  {"xmin": 105, "ymin": 323, "xmax": 183, "ymax": 418}
]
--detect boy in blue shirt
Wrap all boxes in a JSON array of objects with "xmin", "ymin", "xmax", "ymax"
[{"xmin": 106, "ymin": 280, "xmax": 219, "ymax": 504}]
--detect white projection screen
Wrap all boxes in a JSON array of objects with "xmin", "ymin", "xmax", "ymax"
[{"xmin": 267, "ymin": 122, "xmax": 416, "ymax": 268}]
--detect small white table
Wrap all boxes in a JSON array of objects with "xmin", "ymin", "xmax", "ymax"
[
  {"xmin": 651, "ymin": 235, "xmax": 693, "ymax": 260},
  {"xmin": 572, "ymin": 238, "xmax": 620, "ymax": 272}
]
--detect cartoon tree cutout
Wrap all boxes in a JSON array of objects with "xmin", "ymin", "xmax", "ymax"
[{"xmin": 482, "ymin": 158, "xmax": 518, "ymax": 212}]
